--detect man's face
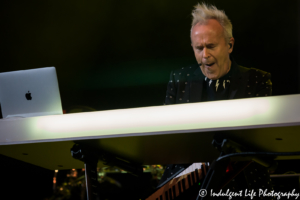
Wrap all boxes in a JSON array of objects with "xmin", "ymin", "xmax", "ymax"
[{"xmin": 191, "ymin": 19, "xmax": 234, "ymax": 80}]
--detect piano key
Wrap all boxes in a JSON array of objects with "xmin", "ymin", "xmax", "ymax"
[
  {"xmin": 168, "ymin": 188, "xmax": 172, "ymax": 200},
  {"xmin": 185, "ymin": 176, "xmax": 189, "ymax": 190},
  {"xmin": 165, "ymin": 191, "xmax": 169, "ymax": 200},
  {"xmin": 175, "ymin": 162, "xmax": 203, "ymax": 177},
  {"xmin": 181, "ymin": 178, "xmax": 186, "ymax": 191},
  {"xmin": 187, "ymin": 174, "xmax": 192, "ymax": 187},
  {"xmin": 195, "ymin": 168, "xmax": 200, "ymax": 182},
  {"xmin": 191, "ymin": 171, "xmax": 196, "ymax": 184},
  {"xmin": 177, "ymin": 181, "xmax": 182, "ymax": 195},
  {"xmin": 202, "ymin": 163, "xmax": 207, "ymax": 176},
  {"xmin": 172, "ymin": 185, "xmax": 176, "ymax": 199},
  {"xmin": 146, "ymin": 167, "xmax": 205, "ymax": 200}
]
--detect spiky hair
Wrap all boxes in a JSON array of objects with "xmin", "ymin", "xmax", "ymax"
[{"xmin": 191, "ymin": 3, "xmax": 233, "ymax": 42}]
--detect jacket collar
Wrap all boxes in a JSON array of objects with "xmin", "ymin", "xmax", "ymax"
[
  {"xmin": 189, "ymin": 57, "xmax": 247, "ymax": 102},
  {"xmin": 228, "ymin": 58, "xmax": 248, "ymax": 99},
  {"xmin": 189, "ymin": 65, "xmax": 205, "ymax": 102}
]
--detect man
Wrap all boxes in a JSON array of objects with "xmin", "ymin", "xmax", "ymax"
[
  {"xmin": 165, "ymin": 3, "xmax": 271, "ymax": 105},
  {"xmin": 161, "ymin": 3, "xmax": 272, "ymax": 195}
]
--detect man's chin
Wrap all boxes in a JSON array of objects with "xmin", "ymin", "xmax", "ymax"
[
  {"xmin": 206, "ymin": 74, "xmax": 218, "ymax": 80},
  {"xmin": 201, "ymin": 69, "xmax": 217, "ymax": 80}
]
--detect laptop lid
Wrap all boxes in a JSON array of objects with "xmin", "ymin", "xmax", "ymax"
[{"xmin": 0, "ymin": 67, "xmax": 63, "ymax": 118}]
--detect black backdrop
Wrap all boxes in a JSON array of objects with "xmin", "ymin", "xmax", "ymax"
[
  {"xmin": 1, "ymin": 0, "xmax": 300, "ymax": 199},
  {"xmin": 1, "ymin": 0, "xmax": 300, "ymax": 111}
]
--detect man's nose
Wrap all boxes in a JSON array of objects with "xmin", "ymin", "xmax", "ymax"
[{"xmin": 203, "ymin": 48, "xmax": 210, "ymax": 58}]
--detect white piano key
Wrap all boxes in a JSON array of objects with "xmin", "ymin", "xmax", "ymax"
[{"xmin": 175, "ymin": 163, "xmax": 203, "ymax": 178}]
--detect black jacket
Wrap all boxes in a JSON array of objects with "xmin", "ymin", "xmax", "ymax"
[
  {"xmin": 165, "ymin": 60, "xmax": 272, "ymax": 104},
  {"xmin": 159, "ymin": 60, "xmax": 272, "ymax": 188}
]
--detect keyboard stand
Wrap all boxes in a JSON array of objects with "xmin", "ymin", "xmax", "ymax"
[
  {"xmin": 70, "ymin": 144, "xmax": 143, "ymax": 200},
  {"xmin": 198, "ymin": 138, "xmax": 275, "ymax": 200}
]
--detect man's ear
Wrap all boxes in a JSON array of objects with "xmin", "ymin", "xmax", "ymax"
[{"xmin": 228, "ymin": 37, "xmax": 235, "ymax": 53}]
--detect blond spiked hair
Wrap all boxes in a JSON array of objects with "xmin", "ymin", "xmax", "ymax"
[{"xmin": 191, "ymin": 3, "xmax": 233, "ymax": 42}]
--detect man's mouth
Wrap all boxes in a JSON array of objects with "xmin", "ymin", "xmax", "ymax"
[{"xmin": 205, "ymin": 63, "xmax": 215, "ymax": 67}]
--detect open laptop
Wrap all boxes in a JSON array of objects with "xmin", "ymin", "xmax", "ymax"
[{"xmin": 0, "ymin": 67, "xmax": 63, "ymax": 118}]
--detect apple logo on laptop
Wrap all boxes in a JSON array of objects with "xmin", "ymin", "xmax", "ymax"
[{"xmin": 25, "ymin": 91, "xmax": 32, "ymax": 100}]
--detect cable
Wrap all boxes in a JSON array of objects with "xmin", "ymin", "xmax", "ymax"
[
  {"xmin": 196, "ymin": 164, "xmax": 214, "ymax": 200},
  {"xmin": 195, "ymin": 151, "xmax": 300, "ymax": 200},
  {"xmin": 216, "ymin": 151, "xmax": 300, "ymax": 162}
]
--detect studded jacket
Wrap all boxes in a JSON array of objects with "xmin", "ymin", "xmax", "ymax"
[
  {"xmin": 159, "ymin": 60, "xmax": 273, "ymax": 191},
  {"xmin": 165, "ymin": 59, "xmax": 272, "ymax": 104}
]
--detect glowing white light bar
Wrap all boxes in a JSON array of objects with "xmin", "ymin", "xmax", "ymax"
[
  {"xmin": 0, "ymin": 94, "xmax": 300, "ymax": 145},
  {"xmin": 37, "ymin": 98, "xmax": 271, "ymax": 134}
]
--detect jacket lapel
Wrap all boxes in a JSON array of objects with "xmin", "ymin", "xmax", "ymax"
[
  {"xmin": 188, "ymin": 59, "xmax": 249, "ymax": 102},
  {"xmin": 189, "ymin": 66, "xmax": 205, "ymax": 102},
  {"xmin": 228, "ymin": 60, "xmax": 248, "ymax": 99}
]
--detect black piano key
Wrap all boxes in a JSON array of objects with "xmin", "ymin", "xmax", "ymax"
[
  {"xmin": 172, "ymin": 185, "xmax": 176, "ymax": 199},
  {"xmin": 191, "ymin": 171, "xmax": 196, "ymax": 184},
  {"xmin": 181, "ymin": 178, "xmax": 186, "ymax": 191},
  {"xmin": 178, "ymin": 181, "xmax": 182, "ymax": 195},
  {"xmin": 202, "ymin": 163, "xmax": 206, "ymax": 175},
  {"xmin": 202, "ymin": 163, "xmax": 207, "ymax": 179},
  {"xmin": 187, "ymin": 174, "xmax": 192, "ymax": 188},
  {"xmin": 165, "ymin": 191, "xmax": 169, "ymax": 200},
  {"xmin": 195, "ymin": 168, "xmax": 200, "ymax": 182},
  {"xmin": 169, "ymin": 188, "xmax": 173, "ymax": 200},
  {"xmin": 160, "ymin": 195, "xmax": 163, "ymax": 200},
  {"xmin": 156, "ymin": 198, "xmax": 158, "ymax": 200}
]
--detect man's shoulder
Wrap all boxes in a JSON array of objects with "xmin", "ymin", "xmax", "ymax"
[
  {"xmin": 237, "ymin": 65, "xmax": 271, "ymax": 76},
  {"xmin": 171, "ymin": 64, "xmax": 200, "ymax": 82},
  {"xmin": 237, "ymin": 65, "xmax": 272, "ymax": 88},
  {"xmin": 171, "ymin": 64, "xmax": 199, "ymax": 74},
  {"xmin": 236, "ymin": 65, "xmax": 272, "ymax": 96}
]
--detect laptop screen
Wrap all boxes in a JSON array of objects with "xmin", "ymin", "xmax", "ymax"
[{"xmin": 0, "ymin": 67, "xmax": 63, "ymax": 118}]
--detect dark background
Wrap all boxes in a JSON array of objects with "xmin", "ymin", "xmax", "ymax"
[
  {"xmin": 1, "ymin": 0, "xmax": 300, "ymax": 199},
  {"xmin": 1, "ymin": 0, "xmax": 300, "ymax": 111}
]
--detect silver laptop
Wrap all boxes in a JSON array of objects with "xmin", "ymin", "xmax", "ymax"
[{"xmin": 0, "ymin": 67, "xmax": 63, "ymax": 118}]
